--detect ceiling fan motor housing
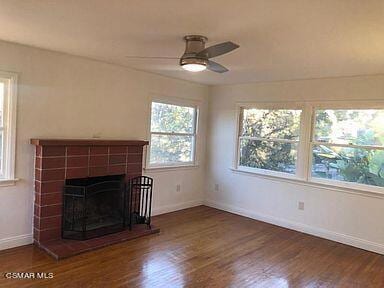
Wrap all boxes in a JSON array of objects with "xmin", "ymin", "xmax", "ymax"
[{"xmin": 180, "ymin": 35, "xmax": 208, "ymax": 65}]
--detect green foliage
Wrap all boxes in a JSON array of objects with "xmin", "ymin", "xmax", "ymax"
[
  {"xmin": 315, "ymin": 111, "xmax": 332, "ymax": 140},
  {"xmin": 151, "ymin": 102, "xmax": 194, "ymax": 133},
  {"xmin": 240, "ymin": 110, "xmax": 300, "ymax": 173},
  {"xmin": 312, "ymin": 109, "xmax": 384, "ymax": 187},
  {"xmin": 150, "ymin": 102, "xmax": 195, "ymax": 164},
  {"xmin": 241, "ymin": 108, "xmax": 384, "ymax": 186},
  {"xmin": 240, "ymin": 139, "xmax": 296, "ymax": 173}
]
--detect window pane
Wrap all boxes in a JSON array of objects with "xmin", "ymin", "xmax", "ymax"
[
  {"xmin": 151, "ymin": 102, "xmax": 195, "ymax": 133},
  {"xmin": 241, "ymin": 109, "xmax": 301, "ymax": 140},
  {"xmin": 239, "ymin": 139, "xmax": 298, "ymax": 174},
  {"xmin": 312, "ymin": 145, "xmax": 384, "ymax": 187},
  {"xmin": 150, "ymin": 134, "xmax": 193, "ymax": 165},
  {"xmin": 314, "ymin": 109, "xmax": 384, "ymax": 146}
]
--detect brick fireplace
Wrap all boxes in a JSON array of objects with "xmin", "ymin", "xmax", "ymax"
[{"xmin": 31, "ymin": 139, "xmax": 159, "ymax": 259}]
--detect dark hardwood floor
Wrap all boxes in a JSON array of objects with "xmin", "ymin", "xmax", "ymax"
[{"xmin": 0, "ymin": 206, "xmax": 383, "ymax": 287}]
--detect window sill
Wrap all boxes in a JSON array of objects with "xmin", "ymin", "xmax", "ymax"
[
  {"xmin": 230, "ymin": 167, "xmax": 384, "ymax": 199},
  {"xmin": 0, "ymin": 178, "xmax": 19, "ymax": 187},
  {"xmin": 144, "ymin": 164, "xmax": 199, "ymax": 173}
]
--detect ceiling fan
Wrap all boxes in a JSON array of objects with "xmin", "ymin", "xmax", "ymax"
[{"xmin": 125, "ymin": 35, "xmax": 239, "ymax": 73}]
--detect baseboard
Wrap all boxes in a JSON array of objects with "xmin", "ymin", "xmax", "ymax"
[
  {"xmin": 205, "ymin": 200, "xmax": 384, "ymax": 255},
  {"xmin": 0, "ymin": 234, "xmax": 33, "ymax": 251},
  {"xmin": 0, "ymin": 201, "xmax": 202, "ymax": 251},
  {"xmin": 153, "ymin": 199, "xmax": 203, "ymax": 216}
]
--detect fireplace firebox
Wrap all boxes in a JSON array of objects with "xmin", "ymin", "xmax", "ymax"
[{"xmin": 63, "ymin": 175, "xmax": 126, "ymax": 240}]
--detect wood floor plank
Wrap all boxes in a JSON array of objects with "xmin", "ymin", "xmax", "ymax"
[{"xmin": 0, "ymin": 206, "xmax": 383, "ymax": 288}]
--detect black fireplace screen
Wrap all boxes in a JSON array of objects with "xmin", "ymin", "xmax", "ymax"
[
  {"xmin": 62, "ymin": 174, "xmax": 153, "ymax": 240},
  {"xmin": 62, "ymin": 175, "xmax": 126, "ymax": 240}
]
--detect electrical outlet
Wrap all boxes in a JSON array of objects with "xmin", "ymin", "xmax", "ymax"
[
  {"xmin": 214, "ymin": 183, "xmax": 219, "ymax": 191},
  {"xmin": 176, "ymin": 184, "xmax": 181, "ymax": 192},
  {"xmin": 298, "ymin": 201, "xmax": 305, "ymax": 210}
]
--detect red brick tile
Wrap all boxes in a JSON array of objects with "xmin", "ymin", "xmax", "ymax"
[
  {"xmin": 33, "ymin": 228, "xmax": 40, "ymax": 242},
  {"xmin": 34, "ymin": 180, "xmax": 41, "ymax": 193},
  {"xmin": 35, "ymin": 193, "xmax": 42, "ymax": 206},
  {"xmin": 127, "ymin": 146, "xmax": 142, "ymax": 154},
  {"xmin": 39, "ymin": 216, "xmax": 62, "ymax": 230},
  {"xmin": 90, "ymin": 146, "xmax": 108, "ymax": 155},
  {"xmin": 39, "ymin": 157, "xmax": 66, "ymax": 169},
  {"xmin": 34, "ymin": 205, "xmax": 40, "ymax": 216},
  {"xmin": 34, "ymin": 193, "xmax": 41, "ymax": 205},
  {"xmin": 36, "ymin": 192, "xmax": 62, "ymax": 206},
  {"xmin": 108, "ymin": 165, "xmax": 126, "ymax": 175},
  {"xmin": 43, "ymin": 241, "xmax": 73, "ymax": 258},
  {"xmin": 36, "ymin": 146, "xmax": 43, "ymax": 157},
  {"xmin": 66, "ymin": 156, "xmax": 88, "ymax": 168},
  {"xmin": 126, "ymin": 173, "xmax": 142, "ymax": 181},
  {"xmin": 110, "ymin": 146, "xmax": 127, "ymax": 154},
  {"xmin": 35, "ymin": 157, "xmax": 41, "ymax": 169},
  {"xmin": 67, "ymin": 241, "xmax": 90, "ymax": 251},
  {"xmin": 38, "ymin": 204, "xmax": 62, "ymax": 217},
  {"xmin": 41, "ymin": 146, "xmax": 66, "ymax": 157},
  {"xmin": 40, "ymin": 180, "xmax": 65, "ymax": 194},
  {"xmin": 67, "ymin": 146, "xmax": 89, "ymax": 156},
  {"xmin": 89, "ymin": 166, "xmax": 108, "ymax": 177},
  {"xmin": 39, "ymin": 168, "xmax": 65, "ymax": 181},
  {"xmin": 127, "ymin": 163, "xmax": 143, "ymax": 174},
  {"xmin": 66, "ymin": 167, "xmax": 88, "ymax": 179},
  {"xmin": 34, "ymin": 216, "xmax": 41, "ymax": 229},
  {"xmin": 89, "ymin": 155, "xmax": 108, "ymax": 166},
  {"xmin": 35, "ymin": 169, "xmax": 42, "ymax": 181},
  {"xmin": 127, "ymin": 153, "xmax": 143, "ymax": 163},
  {"xmin": 109, "ymin": 154, "xmax": 126, "ymax": 165},
  {"xmin": 38, "ymin": 228, "xmax": 61, "ymax": 242}
]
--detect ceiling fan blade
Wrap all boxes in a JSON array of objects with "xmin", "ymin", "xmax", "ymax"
[
  {"xmin": 207, "ymin": 60, "xmax": 229, "ymax": 73},
  {"xmin": 197, "ymin": 41, "xmax": 239, "ymax": 58},
  {"xmin": 125, "ymin": 56, "xmax": 179, "ymax": 59}
]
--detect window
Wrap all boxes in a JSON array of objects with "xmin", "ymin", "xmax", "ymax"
[
  {"xmin": 311, "ymin": 109, "xmax": 384, "ymax": 188},
  {"xmin": 238, "ymin": 107, "xmax": 302, "ymax": 176},
  {"xmin": 0, "ymin": 71, "xmax": 17, "ymax": 181},
  {"xmin": 148, "ymin": 101, "xmax": 197, "ymax": 168},
  {"xmin": 236, "ymin": 103, "xmax": 384, "ymax": 193}
]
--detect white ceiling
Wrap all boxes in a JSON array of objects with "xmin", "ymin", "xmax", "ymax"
[{"xmin": 0, "ymin": 0, "xmax": 383, "ymax": 85}]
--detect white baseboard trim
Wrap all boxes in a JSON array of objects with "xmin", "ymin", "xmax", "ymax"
[
  {"xmin": 153, "ymin": 200, "xmax": 203, "ymax": 216},
  {"xmin": 0, "ymin": 234, "xmax": 33, "ymax": 251},
  {"xmin": 0, "ymin": 201, "xmax": 202, "ymax": 251},
  {"xmin": 205, "ymin": 200, "xmax": 384, "ymax": 255}
]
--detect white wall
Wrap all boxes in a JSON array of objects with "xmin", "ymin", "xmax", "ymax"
[
  {"xmin": 0, "ymin": 40, "xmax": 209, "ymax": 250},
  {"xmin": 2, "ymin": 37, "xmax": 384, "ymax": 255},
  {"xmin": 206, "ymin": 75, "xmax": 384, "ymax": 254}
]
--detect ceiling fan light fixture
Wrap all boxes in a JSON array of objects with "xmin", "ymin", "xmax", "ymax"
[
  {"xmin": 181, "ymin": 63, "xmax": 207, "ymax": 72},
  {"xmin": 180, "ymin": 57, "xmax": 207, "ymax": 72}
]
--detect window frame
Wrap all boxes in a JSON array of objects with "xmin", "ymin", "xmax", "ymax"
[
  {"xmin": 0, "ymin": 71, "xmax": 18, "ymax": 182},
  {"xmin": 146, "ymin": 97, "xmax": 199, "ymax": 169},
  {"xmin": 308, "ymin": 102, "xmax": 384, "ymax": 194},
  {"xmin": 235, "ymin": 102, "xmax": 307, "ymax": 180},
  {"xmin": 234, "ymin": 101, "xmax": 384, "ymax": 195}
]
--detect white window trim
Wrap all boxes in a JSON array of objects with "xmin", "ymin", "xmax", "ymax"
[
  {"xmin": 145, "ymin": 95, "xmax": 200, "ymax": 170},
  {"xmin": 234, "ymin": 102, "xmax": 306, "ymax": 180},
  {"xmin": 233, "ymin": 100, "xmax": 384, "ymax": 196},
  {"xmin": 0, "ymin": 71, "xmax": 18, "ymax": 184}
]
